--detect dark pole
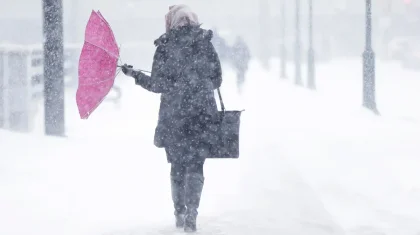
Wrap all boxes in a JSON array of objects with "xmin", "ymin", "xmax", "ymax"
[
  {"xmin": 362, "ymin": 0, "xmax": 379, "ymax": 114},
  {"xmin": 43, "ymin": 0, "xmax": 65, "ymax": 136},
  {"xmin": 280, "ymin": 0, "xmax": 287, "ymax": 78},
  {"xmin": 295, "ymin": 0, "xmax": 302, "ymax": 85},
  {"xmin": 307, "ymin": 0, "xmax": 316, "ymax": 89}
]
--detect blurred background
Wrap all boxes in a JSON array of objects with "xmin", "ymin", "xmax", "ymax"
[
  {"xmin": 2, "ymin": 2, "xmax": 420, "ymax": 235},
  {"xmin": 3, "ymin": 0, "xmax": 420, "ymax": 132},
  {"xmin": 1, "ymin": 0, "xmax": 420, "ymax": 66}
]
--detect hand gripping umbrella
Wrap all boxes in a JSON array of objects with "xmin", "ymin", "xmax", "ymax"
[{"xmin": 76, "ymin": 10, "xmax": 120, "ymax": 119}]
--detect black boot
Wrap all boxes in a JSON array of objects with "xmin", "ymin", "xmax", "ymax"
[
  {"xmin": 171, "ymin": 176, "xmax": 186, "ymax": 228},
  {"xmin": 184, "ymin": 173, "xmax": 204, "ymax": 233},
  {"xmin": 175, "ymin": 213, "xmax": 185, "ymax": 228}
]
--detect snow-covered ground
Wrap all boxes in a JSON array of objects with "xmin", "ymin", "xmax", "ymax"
[{"xmin": 1, "ymin": 59, "xmax": 420, "ymax": 235}]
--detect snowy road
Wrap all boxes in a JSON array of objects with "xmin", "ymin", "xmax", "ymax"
[{"xmin": 1, "ymin": 60, "xmax": 420, "ymax": 235}]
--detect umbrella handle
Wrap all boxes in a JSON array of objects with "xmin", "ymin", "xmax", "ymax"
[{"xmin": 117, "ymin": 65, "xmax": 151, "ymax": 74}]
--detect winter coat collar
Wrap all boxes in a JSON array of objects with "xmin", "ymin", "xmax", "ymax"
[{"xmin": 154, "ymin": 26, "xmax": 213, "ymax": 47}]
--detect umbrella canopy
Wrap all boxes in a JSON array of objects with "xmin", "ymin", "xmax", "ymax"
[{"xmin": 76, "ymin": 10, "xmax": 120, "ymax": 119}]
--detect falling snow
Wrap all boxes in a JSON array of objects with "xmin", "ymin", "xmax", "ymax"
[{"xmin": 1, "ymin": 1, "xmax": 420, "ymax": 235}]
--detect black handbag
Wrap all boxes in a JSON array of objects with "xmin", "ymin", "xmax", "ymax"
[{"xmin": 208, "ymin": 88, "xmax": 243, "ymax": 159}]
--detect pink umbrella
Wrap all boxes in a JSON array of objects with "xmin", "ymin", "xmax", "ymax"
[{"xmin": 76, "ymin": 10, "xmax": 120, "ymax": 119}]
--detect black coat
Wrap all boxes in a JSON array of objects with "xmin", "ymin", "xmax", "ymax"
[{"xmin": 134, "ymin": 26, "xmax": 222, "ymax": 163}]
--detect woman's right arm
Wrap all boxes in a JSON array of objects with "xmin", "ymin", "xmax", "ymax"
[
  {"xmin": 133, "ymin": 46, "xmax": 173, "ymax": 94},
  {"xmin": 205, "ymin": 41, "xmax": 222, "ymax": 89}
]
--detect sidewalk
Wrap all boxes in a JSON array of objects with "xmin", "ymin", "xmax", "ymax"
[{"xmin": 1, "ymin": 61, "xmax": 420, "ymax": 235}]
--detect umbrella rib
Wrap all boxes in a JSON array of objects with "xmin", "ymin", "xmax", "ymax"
[
  {"xmin": 115, "ymin": 68, "xmax": 122, "ymax": 77},
  {"xmin": 95, "ymin": 11, "xmax": 119, "ymax": 50},
  {"xmin": 78, "ymin": 77, "xmax": 115, "ymax": 86},
  {"xmin": 84, "ymin": 40, "xmax": 119, "ymax": 59}
]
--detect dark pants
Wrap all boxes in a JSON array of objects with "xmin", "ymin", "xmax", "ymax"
[{"xmin": 171, "ymin": 162, "xmax": 204, "ymax": 179}]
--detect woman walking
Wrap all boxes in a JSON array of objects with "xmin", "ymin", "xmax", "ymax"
[{"xmin": 121, "ymin": 4, "xmax": 222, "ymax": 233}]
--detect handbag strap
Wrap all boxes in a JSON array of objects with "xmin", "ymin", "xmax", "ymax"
[{"xmin": 217, "ymin": 88, "xmax": 225, "ymax": 113}]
